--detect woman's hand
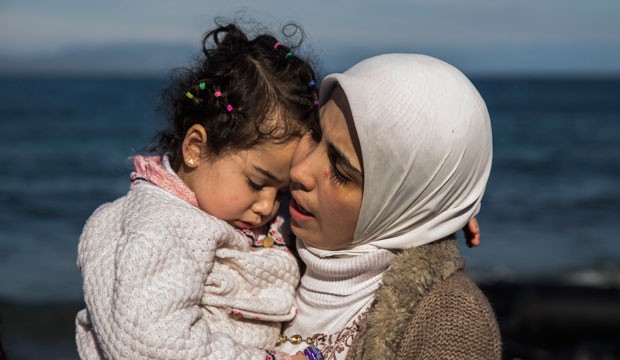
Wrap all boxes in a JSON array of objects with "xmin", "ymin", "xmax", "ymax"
[{"xmin": 463, "ymin": 218, "xmax": 480, "ymax": 248}]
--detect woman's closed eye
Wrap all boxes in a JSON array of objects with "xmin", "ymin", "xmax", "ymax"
[
  {"xmin": 330, "ymin": 162, "xmax": 350, "ymax": 185},
  {"xmin": 326, "ymin": 140, "xmax": 363, "ymax": 187},
  {"xmin": 327, "ymin": 145, "xmax": 352, "ymax": 185}
]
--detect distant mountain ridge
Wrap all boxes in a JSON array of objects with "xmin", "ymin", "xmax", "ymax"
[
  {"xmin": 0, "ymin": 42, "xmax": 197, "ymax": 75},
  {"xmin": 1, "ymin": 41, "xmax": 619, "ymax": 76}
]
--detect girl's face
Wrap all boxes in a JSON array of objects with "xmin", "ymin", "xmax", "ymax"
[
  {"xmin": 289, "ymin": 86, "xmax": 364, "ymax": 250},
  {"xmin": 180, "ymin": 125, "xmax": 298, "ymax": 229}
]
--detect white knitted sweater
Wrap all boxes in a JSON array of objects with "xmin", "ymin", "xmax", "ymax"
[{"xmin": 76, "ymin": 183, "xmax": 299, "ymax": 359}]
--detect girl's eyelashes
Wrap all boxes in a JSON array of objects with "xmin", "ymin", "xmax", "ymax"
[
  {"xmin": 247, "ymin": 178, "xmax": 264, "ymax": 192},
  {"xmin": 248, "ymin": 178, "xmax": 291, "ymax": 193}
]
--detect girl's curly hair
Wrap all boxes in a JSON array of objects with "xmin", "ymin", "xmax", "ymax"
[{"xmin": 151, "ymin": 22, "xmax": 320, "ymax": 169}]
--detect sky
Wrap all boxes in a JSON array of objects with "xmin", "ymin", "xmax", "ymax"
[{"xmin": 1, "ymin": 0, "xmax": 619, "ymax": 74}]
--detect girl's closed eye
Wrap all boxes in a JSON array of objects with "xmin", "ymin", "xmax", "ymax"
[{"xmin": 247, "ymin": 178, "xmax": 265, "ymax": 191}]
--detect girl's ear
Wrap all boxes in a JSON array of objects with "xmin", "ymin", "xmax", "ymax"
[{"xmin": 181, "ymin": 124, "xmax": 208, "ymax": 168}]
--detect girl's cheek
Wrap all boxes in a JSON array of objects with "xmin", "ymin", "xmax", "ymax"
[{"xmin": 271, "ymin": 200, "xmax": 280, "ymax": 216}]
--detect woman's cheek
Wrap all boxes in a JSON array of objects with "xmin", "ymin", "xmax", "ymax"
[
  {"xmin": 319, "ymin": 184, "xmax": 342, "ymax": 215},
  {"xmin": 320, "ymin": 185, "xmax": 360, "ymax": 226}
]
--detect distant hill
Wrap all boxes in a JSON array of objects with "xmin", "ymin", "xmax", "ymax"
[
  {"xmin": 0, "ymin": 42, "xmax": 197, "ymax": 76},
  {"xmin": 1, "ymin": 41, "xmax": 618, "ymax": 77},
  {"xmin": 0, "ymin": 41, "xmax": 354, "ymax": 77}
]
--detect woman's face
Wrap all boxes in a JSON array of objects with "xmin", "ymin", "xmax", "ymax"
[{"xmin": 288, "ymin": 86, "xmax": 364, "ymax": 250}]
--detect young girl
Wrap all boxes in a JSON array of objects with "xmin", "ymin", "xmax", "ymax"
[{"xmin": 75, "ymin": 23, "xmax": 320, "ymax": 360}]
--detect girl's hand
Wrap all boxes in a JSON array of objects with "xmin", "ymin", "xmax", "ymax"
[{"xmin": 463, "ymin": 218, "xmax": 480, "ymax": 248}]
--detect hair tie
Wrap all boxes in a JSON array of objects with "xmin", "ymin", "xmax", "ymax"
[
  {"xmin": 226, "ymin": 104, "xmax": 234, "ymax": 112},
  {"xmin": 274, "ymin": 42, "xmax": 282, "ymax": 49},
  {"xmin": 308, "ymin": 80, "xmax": 316, "ymax": 87},
  {"xmin": 185, "ymin": 91, "xmax": 195, "ymax": 99},
  {"xmin": 199, "ymin": 82, "xmax": 206, "ymax": 90},
  {"xmin": 214, "ymin": 91, "xmax": 222, "ymax": 98},
  {"xmin": 285, "ymin": 52, "xmax": 293, "ymax": 59}
]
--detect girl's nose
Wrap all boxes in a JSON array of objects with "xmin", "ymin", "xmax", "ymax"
[{"xmin": 252, "ymin": 192, "xmax": 278, "ymax": 217}]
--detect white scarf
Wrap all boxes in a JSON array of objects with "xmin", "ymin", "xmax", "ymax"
[
  {"xmin": 283, "ymin": 54, "xmax": 492, "ymax": 356},
  {"xmin": 279, "ymin": 241, "xmax": 395, "ymax": 357}
]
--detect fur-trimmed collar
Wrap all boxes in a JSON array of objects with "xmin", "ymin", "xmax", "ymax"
[{"xmin": 346, "ymin": 237, "xmax": 464, "ymax": 360}]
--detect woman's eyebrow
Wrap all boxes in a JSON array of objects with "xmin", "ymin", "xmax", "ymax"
[{"xmin": 327, "ymin": 142, "xmax": 362, "ymax": 179}]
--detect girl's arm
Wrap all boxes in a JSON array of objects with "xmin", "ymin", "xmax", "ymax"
[
  {"xmin": 105, "ymin": 222, "xmax": 269, "ymax": 359},
  {"xmin": 79, "ymin": 192, "xmax": 278, "ymax": 360}
]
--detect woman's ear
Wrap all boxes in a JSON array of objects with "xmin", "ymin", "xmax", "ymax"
[{"xmin": 181, "ymin": 124, "xmax": 208, "ymax": 168}]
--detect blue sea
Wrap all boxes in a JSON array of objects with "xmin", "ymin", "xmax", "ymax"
[
  {"xmin": 1, "ymin": 75, "xmax": 620, "ymax": 303},
  {"xmin": 1, "ymin": 74, "xmax": 620, "ymax": 359}
]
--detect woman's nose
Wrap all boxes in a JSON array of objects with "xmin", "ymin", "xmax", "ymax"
[
  {"xmin": 290, "ymin": 148, "xmax": 317, "ymax": 192},
  {"xmin": 291, "ymin": 133, "xmax": 318, "ymax": 191},
  {"xmin": 292, "ymin": 132, "xmax": 317, "ymax": 167}
]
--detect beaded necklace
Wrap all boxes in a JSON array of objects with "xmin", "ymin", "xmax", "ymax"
[{"xmin": 276, "ymin": 333, "xmax": 325, "ymax": 346}]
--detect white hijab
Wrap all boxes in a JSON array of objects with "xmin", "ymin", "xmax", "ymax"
[
  {"xmin": 313, "ymin": 53, "xmax": 492, "ymax": 256},
  {"xmin": 283, "ymin": 55, "xmax": 493, "ymax": 354}
]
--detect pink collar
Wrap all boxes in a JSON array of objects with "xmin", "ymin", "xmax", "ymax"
[{"xmin": 130, "ymin": 155, "xmax": 199, "ymax": 208}]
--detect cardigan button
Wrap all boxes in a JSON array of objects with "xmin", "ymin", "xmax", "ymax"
[{"xmin": 263, "ymin": 236, "xmax": 274, "ymax": 248}]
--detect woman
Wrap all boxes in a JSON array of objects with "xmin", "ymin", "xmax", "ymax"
[{"xmin": 279, "ymin": 54, "xmax": 501, "ymax": 359}]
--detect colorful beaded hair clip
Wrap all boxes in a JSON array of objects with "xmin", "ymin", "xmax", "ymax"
[
  {"xmin": 274, "ymin": 41, "xmax": 294, "ymax": 59},
  {"xmin": 308, "ymin": 80, "xmax": 319, "ymax": 106},
  {"xmin": 185, "ymin": 82, "xmax": 233, "ymax": 112}
]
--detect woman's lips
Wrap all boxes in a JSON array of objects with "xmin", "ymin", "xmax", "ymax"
[{"xmin": 289, "ymin": 197, "xmax": 314, "ymax": 222}]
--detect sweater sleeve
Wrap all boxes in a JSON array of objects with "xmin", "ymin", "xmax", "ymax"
[
  {"xmin": 396, "ymin": 274, "xmax": 502, "ymax": 360},
  {"xmin": 80, "ymin": 189, "xmax": 272, "ymax": 360}
]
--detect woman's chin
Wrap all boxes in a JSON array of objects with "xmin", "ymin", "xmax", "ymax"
[{"xmin": 290, "ymin": 222, "xmax": 310, "ymax": 242}]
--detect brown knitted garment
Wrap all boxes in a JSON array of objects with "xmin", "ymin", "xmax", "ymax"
[{"xmin": 346, "ymin": 238, "xmax": 501, "ymax": 360}]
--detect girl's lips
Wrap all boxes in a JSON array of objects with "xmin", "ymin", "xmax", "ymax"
[
  {"xmin": 289, "ymin": 197, "xmax": 314, "ymax": 222},
  {"xmin": 234, "ymin": 220, "xmax": 257, "ymax": 229}
]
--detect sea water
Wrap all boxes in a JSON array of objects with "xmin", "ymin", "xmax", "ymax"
[{"xmin": 1, "ymin": 75, "xmax": 620, "ymax": 304}]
